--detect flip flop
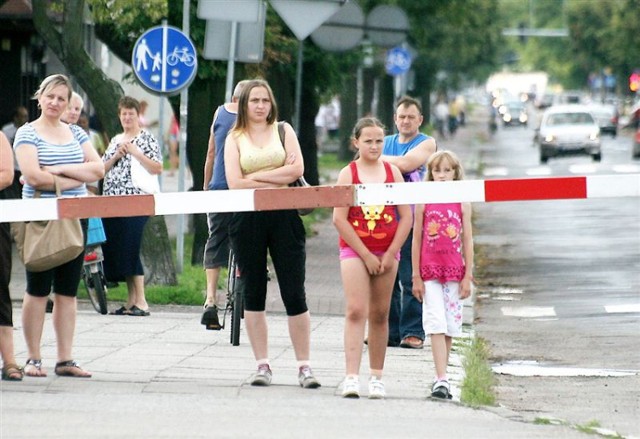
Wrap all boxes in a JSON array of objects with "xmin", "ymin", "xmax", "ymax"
[
  {"xmin": 24, "ymin": 359, "xmax": 47, "ymax": 377},
  {"xmin": 128, "ymin": 306, "xmax": 150, "ymax": 317},
  {"xmin": 54, "ymin": 360, "xmax": 92, "ymax": 378},
  {"xmin": 109, "ymin": 306, "xmax": 130, "ymax": 315}
]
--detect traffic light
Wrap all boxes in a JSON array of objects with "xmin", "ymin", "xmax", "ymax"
[{"xmin": 630, "ymin": 71, "xmax": 640, "ymax": 92}]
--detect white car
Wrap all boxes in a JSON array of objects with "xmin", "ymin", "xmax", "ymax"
[{"xmin": 536, "ymin": 105, "xmax": 602, "ymax": 164}]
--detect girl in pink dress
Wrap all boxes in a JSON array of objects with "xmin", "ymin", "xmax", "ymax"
[{"xmin": 411, "ymin": 150, "xmax": 474, "ymax": 399}]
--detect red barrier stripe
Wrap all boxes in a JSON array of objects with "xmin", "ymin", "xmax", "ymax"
[
  {"xmin": 484, "ymin": 177, "xmax": 587, "ymax": 202},
  {"xmin": 58, "ymin": 195, "xmax": 156, "ymax": 219},
  {"xmin": 254, "ymin": 185, "xmax": 354, "ymax": 211}
]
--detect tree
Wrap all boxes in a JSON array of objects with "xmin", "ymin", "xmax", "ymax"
[
  {"xmin": 32, "ymin": 0, "xmax": 176, "ymax": 285},
  {"xmin": 32, "ymin": 0, "xmax": 124, "ymax": 136}
]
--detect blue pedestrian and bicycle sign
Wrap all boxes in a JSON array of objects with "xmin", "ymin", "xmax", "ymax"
[
  {"xmin": 385, "ymin": 46, "xmax": 412, "ymax": 76},
  {"xmin": 132, "ymin": 25, "xmax": 198, "ymax": 95}
]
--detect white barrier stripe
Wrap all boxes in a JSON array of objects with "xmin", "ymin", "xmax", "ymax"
[
  {"xmin": 586, "ymin": 174, "xmax": 640, "ymax": 198},
  {"xmin": 154, "ymin": 189, "xmax": 256, "ymax": 215},
  {"xmin": 356, "ymin": 181, "xmax": 486, "ymax": 206},
  {"xmin": 3, "ymin": 198, "xmax": 58, "ymax": 222},
  {"xmin": 2, "ymin": 174, "xmax": 639, "ymax": 223}
]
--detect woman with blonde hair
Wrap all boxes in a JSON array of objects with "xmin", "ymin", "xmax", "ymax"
[{"xmin": 13, "ymin": 74, "xmax": 104, "ymax": 377}]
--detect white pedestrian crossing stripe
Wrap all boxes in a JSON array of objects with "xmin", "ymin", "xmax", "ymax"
[
  {"xmin": 605, "ymin": 304, "xmax": 640, "ymax": 314},
  {"xmin": 501, "ymin": 306, "xmax": 556, "ymax": 318}
]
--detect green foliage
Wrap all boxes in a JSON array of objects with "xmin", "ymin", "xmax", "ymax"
[
  {"xmin": 460, "ymin": 336, "xmax": 497, "ymax": 407},
  {"xmin": 498, "ymin": 0, "xmax": 639, "ymax": 91}
]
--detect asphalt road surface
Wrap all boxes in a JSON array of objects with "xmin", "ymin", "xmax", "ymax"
[{"xmin": 473, "ymin": 109, "xmax": 640, "ymax": 438}]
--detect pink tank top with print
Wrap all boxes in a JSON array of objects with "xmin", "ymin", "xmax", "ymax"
[
  {"xmin": 420, "ymin": 203, "xmax": 466, "ymax": 282},
  {"xmin": 339, "ymin": 161, "xmax": 398, "ymax": 253}
]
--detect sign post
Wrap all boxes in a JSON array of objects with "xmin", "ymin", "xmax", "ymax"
[
  {"xmin": 385, "ymin": 46, "xmax": 412, "ymax": 100},
  {"xmin": 132, "ymin": 17, "xmax": 197, "ymax": 273},
  {"xmin": 132, "ymin": 25, "xmax": 198, "ymax": 95}
]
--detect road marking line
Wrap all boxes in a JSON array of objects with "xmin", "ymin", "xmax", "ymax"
[
  {"xmin": 526, "ymin": 167, "xmax": 552, "ymax": 176},
  {"xmin": 604, "ymin": 304, "xmax": 640, "ymax": 313},
  {"xmin": 493, "ymin": 361, "xmax": 639, "ymax": 377},
  {"xmin": 501, "ymin": 306, "xmax": 556, "ymax": 318},
  {"xmin": 569, "ymin": 164, "xmax": 598, "ymax": 174},
  {"xmin": 483, "ymin": 167, "xmax": 509, "ymax": 177},
  {"xmin": 612, "ymin": 164, "xmax": 640, "ymax": 173}
]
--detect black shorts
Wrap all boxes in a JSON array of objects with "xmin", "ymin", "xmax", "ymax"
[
  {"xmin": 0, "ymin": 222, "xmax": 12, "ymax": 326},
  {"xmin": 26, "ymin": 219, "xmax": 88, "ymax": 298},
  {"xmin": 203, "ymin": 212, "xmax": 231, "ymax": 269}
]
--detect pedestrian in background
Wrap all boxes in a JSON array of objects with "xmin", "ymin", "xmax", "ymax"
[
  {"xmin": 224, "ymin": 79, "xmax": 320, "ymax": 389},
  {"xmin": 411, "ymin": 150, "xmax": 474, "ymax": 400},
  {"xmin": 333, "ymin": 117, "xmax": 412, "ymax": 399},
  {"xmin": 200, "ymin": 79, "xmax": 249, "ymax": 330},
  {"xmin": 14, "ymin": 74, "xmax": 104, "ymax": 378},
  {"xmin": 101, "ymin": 96, "xmax": 162, "ymax": 317},
  {"xmin": 0, "ymin": 131, "xmax": 22, "ymax": 381},
  {"xmin": 1, "ymin": 105, "xmax": 28, "ymax": 200},
  {"xmin": 381, "ymin": 96, "xmax": 437, "ymax": 350},
  {"xmin": 166, "ymin": 115, "xmax": 179, "ymax": 176},
  {"xmin": 62, "ymin": 92, "xmax": 83, "ymax": 125},
  {"xmin": 433, "ymin": 97, "xmax": 449, "ymax": 140}
]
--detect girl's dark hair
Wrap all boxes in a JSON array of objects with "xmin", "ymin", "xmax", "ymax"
[
  {"xmin": 352, "ymin": 117, "xmax": 385, "ymax": 140},
  {"xmin": 233, "ymin": 79, "xmax": 278, "ymax": 134},
  {"xmin": 351, "ymin": 117, "xmax": 385, "ymax": 159},
  {"xmin": 118, "ymin": 96, "xmax": 140, "ymax": 115}
]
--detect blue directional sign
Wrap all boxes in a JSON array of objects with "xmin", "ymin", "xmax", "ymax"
[
  {"xmin": 385, "ymin": 46, "xmax": 412, "ymax": 76},
  {"xmin": 132, "ymin": 25, "xmax": 198, "ymax": 95}
]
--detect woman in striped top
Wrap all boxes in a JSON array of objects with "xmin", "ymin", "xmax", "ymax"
[{"xmin": 13, "ymin": 74, "xmax": 104, "ymax": 378}]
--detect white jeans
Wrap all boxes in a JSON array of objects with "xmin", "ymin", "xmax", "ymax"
[{"xmin": 422, "ymin": 280, "xmax": 463, "ymax": 337}]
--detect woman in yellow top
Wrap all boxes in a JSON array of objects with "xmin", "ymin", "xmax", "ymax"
[{"xmin": 224, "ymin": 79, "xmax": 320, "ymax": 389}]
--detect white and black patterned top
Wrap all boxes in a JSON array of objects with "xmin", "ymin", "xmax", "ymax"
[{"xmin": 102, "ymin": 129, "xmax": 161, "ymax": 196}]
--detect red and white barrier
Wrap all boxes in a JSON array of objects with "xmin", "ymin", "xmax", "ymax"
[{"xmin": 2, "ymin": 174, "xmax": 639, "ymax": 223}]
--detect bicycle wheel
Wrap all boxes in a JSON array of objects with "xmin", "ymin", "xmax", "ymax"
[
  {"xmin": 84, "ymin": 267, "xmax": 108, "ymax": 315},
  {"xmin": 230, "ymin": 279, "xmax": 243, "ymax": 346},
  {"xmin": 229, "ymin": 254, "xmax": 242, "ymax": 346}
]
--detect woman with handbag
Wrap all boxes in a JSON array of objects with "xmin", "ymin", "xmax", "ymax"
[
  {"xmin": 101, "ymin": 96, "xmax": 162, "ymax": 317},
  {"xmin": 13, "ymin": 74, "xmax": 104, "ymax": 378},
  {"xmin": 224, "ymin": 79, "xmax": 320, "ymax": 388}
]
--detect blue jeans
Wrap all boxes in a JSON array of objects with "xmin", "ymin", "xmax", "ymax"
[{"xmin": 388, "ymin": 231, "xmax": 425, "ymax": 344}]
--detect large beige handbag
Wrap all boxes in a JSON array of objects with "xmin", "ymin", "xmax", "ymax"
[{"xmin": 11, "ymin": 178, "xmax": 84, "ymax": 272}]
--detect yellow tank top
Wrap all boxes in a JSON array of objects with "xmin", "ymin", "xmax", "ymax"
[{"xmin": 237, "ymin": 124, "xmax": 286, "ymax": 176}]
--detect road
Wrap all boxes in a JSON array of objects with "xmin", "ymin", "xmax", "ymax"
[{"xmin": 472, "ymin": 107, "xmax": 640, "ymax": 438}]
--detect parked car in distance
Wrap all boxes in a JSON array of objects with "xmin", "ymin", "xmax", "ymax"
[
  {"xmin": 536, "ymin": 105, "xmax": 601, "ymax": 164},
  {"xmin": 588, "ymin": 104, "xmax": 618, "ymax": 137},
  {"xmin": 498, "ymin": 101, "xmax": 528, "ymax": 127}
]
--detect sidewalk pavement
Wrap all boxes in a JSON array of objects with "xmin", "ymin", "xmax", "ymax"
[{"xmin": 2, "ymin": 109, "xmax": 585, "ymax": 438}]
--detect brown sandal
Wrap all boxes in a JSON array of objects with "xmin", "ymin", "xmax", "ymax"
[
  {"xmin": 2, "ymin": 363, "xmax": 24, "ymax": 381},
  {"xmin": 54, "ymin": 360, "xmax": 92, "ymax": 378}
]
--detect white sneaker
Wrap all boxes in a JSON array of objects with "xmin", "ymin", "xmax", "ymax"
[
  {"xmin": 341, "ymin": 376, "xmax": 360, "ymax": 398},
  {"xmin": 251, "ymin": 364, "xmax": 272, "ymax": 386},
  {"xmin": 368, "ymin": 377, "xmax": 386, "ymax": 399}
]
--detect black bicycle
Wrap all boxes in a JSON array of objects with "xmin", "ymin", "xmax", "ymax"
[{"xmin": 221, "ymin": 251, "xmax": 243, "ymax": 346}]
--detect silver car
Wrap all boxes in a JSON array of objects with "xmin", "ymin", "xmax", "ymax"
[
  {"xmin": 588, "ymin": 104, "xmax": 618, "ymax": 137},
  {"xmin": 536, "ymin": 105, "xmax": 601, "ymax": 164}
]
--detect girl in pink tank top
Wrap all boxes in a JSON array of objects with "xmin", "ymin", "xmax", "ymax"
[
  {"xmin": 333, "ymin": 117, "xmax": 412, "ymax": 399},
  {"xmin": 411, "ymin": 150, "xmax": 475, "ymax": 400}
]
